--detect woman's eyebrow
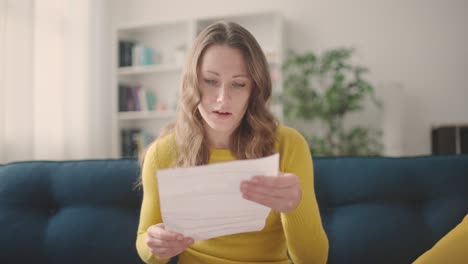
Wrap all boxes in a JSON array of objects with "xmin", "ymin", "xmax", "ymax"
[
  {"xmin": 205, "ymin": 70, "xmax": 219, "ymax": 76},
  {"xmin": 204, "ymin": 70, "xmax": 248, "ymax": 78},
  {"xmin": 232, "ymin": 74, "xmax": 248, "ymax": 78}
]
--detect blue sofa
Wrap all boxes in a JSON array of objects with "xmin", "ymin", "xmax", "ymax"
[{"xmin": 0, "ymin": 155, "xmax": 467, "ymax": 264}]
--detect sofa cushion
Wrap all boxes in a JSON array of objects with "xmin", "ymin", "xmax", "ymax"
[
  {"xmin": 314, "ymin": 155, "xmax": 468, "ymax": 264},
  {"xmin": 0, "ymin": 159, "xmax": 144, "ymax": 264}
]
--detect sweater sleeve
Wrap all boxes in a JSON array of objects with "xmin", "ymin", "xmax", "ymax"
[
  {"xmin": 135, "ymin": 141, "xmax": 170, "ymax": 264},
  {"xmin": 413, "ymin": 214, "xmax": 468, "ymax": 264},
  {"xmin": 280, "ymin": 129, "xmax": 329, "ymax": 264}
]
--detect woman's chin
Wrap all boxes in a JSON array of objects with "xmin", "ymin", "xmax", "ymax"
[{"xmin": 207, "ymin": 121, "xmax": 237, "ymax": 133}]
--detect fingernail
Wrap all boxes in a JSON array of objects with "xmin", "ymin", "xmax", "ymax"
[{"xmin": 177, "ymin": 235, "xmax": 183, "ymax": 241}]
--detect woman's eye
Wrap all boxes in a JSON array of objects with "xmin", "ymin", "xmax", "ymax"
[
  {"xmin": 204, "ymin": 79, "xmax": 218, "ymax": 86},
  {"xmin": 232, "ymin": 82, "xmax": 245, "ymax": 88}
]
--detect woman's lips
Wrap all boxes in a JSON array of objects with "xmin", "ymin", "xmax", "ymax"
[{"xmin": 213, "ymin": 110, "xmax": 232, "ymax": 119}]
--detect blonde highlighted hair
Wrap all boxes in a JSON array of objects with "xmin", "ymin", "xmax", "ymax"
[
  {"xmin": 138, "ymin": 21, "xmax": 277, "ymax": 178},
  {"xmin": 174, "ymin": 21, "xmax": 277, "ymax": 167}
]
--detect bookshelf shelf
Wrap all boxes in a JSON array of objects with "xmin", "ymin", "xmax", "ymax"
[
  {"xmin": 118, "ymin": 64, "xmax": 182, "ymax": 76},
  {"xmin": 112, "ymin": 12, "xmax": 284, "ymax": 158},
  {"xmin": 118, "ymin": 110, "xmax": 176, "ymax": 120}
]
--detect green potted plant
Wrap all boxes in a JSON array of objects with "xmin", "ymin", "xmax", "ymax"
[{"xmin": 281, "ymin": 47, "xmax": 383, "ymax": 156}]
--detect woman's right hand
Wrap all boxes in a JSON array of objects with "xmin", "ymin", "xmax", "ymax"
[{"xmin": 146, "ymin": 223, "xmax": 194, "ymax": 260}]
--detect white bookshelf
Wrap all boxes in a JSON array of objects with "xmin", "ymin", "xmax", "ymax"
[
  {"xmin": 117, "ymin": 110, "xmax": 177, "ymax": 120},
  {"xmin": 111, "ymin": 12, "xmax": 285, "ymax": 158},
  {"xmin": 118, "ymin": 64, "xmax": 182, "ymax": 76}
]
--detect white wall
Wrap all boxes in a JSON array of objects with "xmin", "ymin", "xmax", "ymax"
[
  {"xmin": 0, "ymin": 0, "xmax": 7, "ymax": 162},
  {"xmin": 90, "ymin": 0, "xmax": 112, "ymax": 159},
  {"xmin": 2, "ymin": 0, "xmax": 35, "ymax": 162},
  {"xmin": 108, "ymin": 0, "xmax": 468, "ymax": 156},
  {"xmin": 0, "ymin": 0, "xmax": 112, "ymax": 163}
]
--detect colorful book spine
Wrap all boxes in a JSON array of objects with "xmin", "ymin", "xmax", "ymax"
[
  {"xmin": 120, "ymin": 129, "xmax": 155, "ymax": 157},
  {"xmin": 119, "ymin": 83, "xmax": 159, "ymax": 112}
]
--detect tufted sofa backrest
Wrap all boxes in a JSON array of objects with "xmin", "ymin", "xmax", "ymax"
[
  {"xmin": 1, "ymin": 156, "xmax": 467, "ymax": 264},
  {"xmin": 314, "ymin": 155, "xmax": 468, "ymax": 264},
  {"xmin": 0, "ymin": 159, "xmax": 145, "ymax": 264}
]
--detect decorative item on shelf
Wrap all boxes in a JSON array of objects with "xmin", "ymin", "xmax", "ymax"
[
  {"xmin": 174, "ymin": 44, "xmax": 187, "ymax": 66},
  {"xmin": 264, "ymin": 50, "xmax": 278, "ymax": 64},
  {"xmin": 146, "ymin": 91, "xmax": 157, "ymax": 111},
  {"xmin": 270, "ymin": 64, "xmax": 281, "ymax": 91},
  {"xmin": 170, "ymin": 96, "xmax": 178, "ymax": 111},
  {"xmin": 282, "ymin": 47, "xmax": 383, "ymax": 156},
  {"xmin": 270, "ymin": 65, "xmax": 280, "ymax": 83},
  {"xmin": 132, "ymin": 43, "xmax": 155, "ymax": 66},
  {"xmin": 156, "ymin": 102, "xmax": 168, "ymax": 112}
]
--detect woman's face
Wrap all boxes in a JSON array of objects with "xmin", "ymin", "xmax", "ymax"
[{"xmin": 197, "ymin": 45, "xmax": 252, "ymax": 136}]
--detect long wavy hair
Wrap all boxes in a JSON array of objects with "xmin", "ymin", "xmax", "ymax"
[
  {"xmin": 138, "ymin": 21, "xmax": 277, "ymax": 173},
  {"xmin": 173, "ymin": 21, "xmax": 277, "ymax": 167}
]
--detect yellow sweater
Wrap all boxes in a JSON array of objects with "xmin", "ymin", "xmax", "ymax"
[
  {"xmin": 413, "ymin": 214, "xmax": 468, "ymax": 264},
  {"xmin": 136, "ymin": 125, "xmax": 329, "ymax": 264}
]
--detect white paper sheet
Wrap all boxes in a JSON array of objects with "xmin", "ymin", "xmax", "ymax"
[{"xmin": 156, "ymin": 153, "xmax": 279, "ymax": 241}]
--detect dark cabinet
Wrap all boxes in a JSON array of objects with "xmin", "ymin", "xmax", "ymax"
[{"xmin": 432, "ymin": 125, "xmax": 468, "ymax": 155}]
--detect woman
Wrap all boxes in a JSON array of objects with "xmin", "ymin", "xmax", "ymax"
[
  {"xmin": 413, "ymin": 214, "xmax": 468, "ymax": 264},
  {"xmin": 136, "ymin": 21, "xmax": 328, "ymax": 264}
]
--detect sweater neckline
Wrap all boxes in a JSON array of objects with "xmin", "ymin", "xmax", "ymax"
[{"xmin": 209, "ymin": 148, "xmax": 234, "ymax": 159}]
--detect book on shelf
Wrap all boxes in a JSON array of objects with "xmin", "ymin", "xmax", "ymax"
[
  {"xmin": 132, "ymin": 44, "xmax": 155, "ymax": 66},
  {"xmin": 119, "ymin": 40, "xmax": 156, "ymax": 68},
  {"xmin": 118, "ymin": 84, "xmax": 157, "ymax": 112},
  {"xmin": 118, "ymin": 40, "xmax": 135, "ymax": 67},
  {"xmin": 120, "ymin": 129, "xmax": 155, "ymax": 158}
]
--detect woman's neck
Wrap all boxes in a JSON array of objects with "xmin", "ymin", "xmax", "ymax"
[
  {"xmin": 204, "ymin": 126, "xmax": 231, "ymax": 149},
  {"xmin": 207, "ymin": 134, "xmax": 230, "ymax": 149}
]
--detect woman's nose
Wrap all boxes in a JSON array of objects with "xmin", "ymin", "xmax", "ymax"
[{"xmin": 216, "ymin": 85, "xmax": 230, "ymax": 102}]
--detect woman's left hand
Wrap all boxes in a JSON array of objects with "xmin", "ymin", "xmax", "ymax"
[{"xmin": 240, "ymin": 172, "xmax": 301, "ymax": 213}]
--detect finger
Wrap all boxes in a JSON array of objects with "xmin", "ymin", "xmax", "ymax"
[
  {"xmin": 149, "ymin": 237, "xmax": 194, "ymax": 259},
  {"xmin": 249, "ymin": 174, "xmax": 298, "ymax": 188},
  {"xmin": 147, "ymin": 237, "xmax": 187, "ymax": 249},
  {"xmin": 240, "ymin": 182, "xmax": 293, "ymax": 198},
  {"xmin": 151, "ymin": 246, "xmax": 171, "ymax": 255},
  {"xmin": 152, "ymin": 243, "xmax": 183, "ymax": 254},
  {"xmin": 242, "ymin": 191, "xmax": 281, "ymax": 209},
  {"xmin": 147, "ymin": 224, "xmax": 170, "ymax": 239},
  {"xmin": 155, "ymin": 236, "xmax": 194, "ymax": 248},
  {"xmin": 148, "ymin": 226, "xmax": 184, "ymax": 241},
  {"xmin": 243, "ymin": 190, "xmax": 297, "ymax": 212}
]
